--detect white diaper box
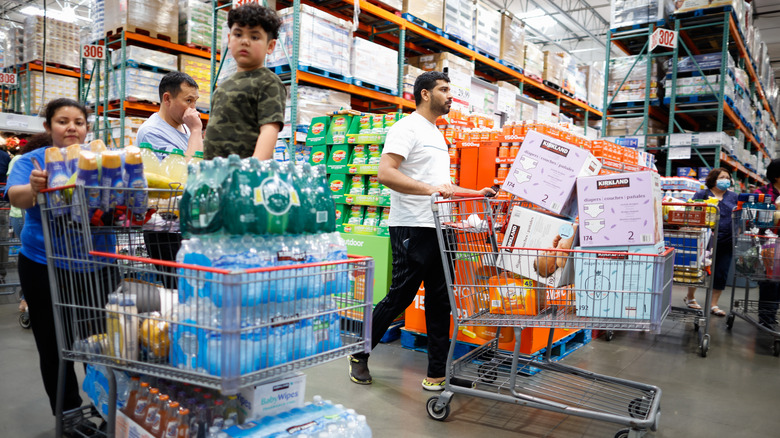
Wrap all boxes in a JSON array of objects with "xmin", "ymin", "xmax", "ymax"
[
  {"xmin": 573, "ymin": 242, "xmax": 666, "ymax": 320},
  {"xmin": 576, "ymin": 171, "xmax": 664, "ymax": 248},
  {"xmin": 496, "ymin": 205, "xmax": 578, "ymax": 288},
  {"xmin": 502, "ymin": 130, "xmax": 602, "ymax": 217}
]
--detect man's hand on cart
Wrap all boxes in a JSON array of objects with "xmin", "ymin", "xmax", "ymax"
[{"xmin": 434, "ymin": 184, "xmax": 496, "ymax": 199}]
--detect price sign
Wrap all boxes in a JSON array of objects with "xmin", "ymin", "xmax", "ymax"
[
  {"xmin": 82, "ymin": 44, "xmax": 105, "ymax": 60},
  {"xmin": 668, "ymin": 145, "xmax": 691, "ymax": 160},
  {"xmin": 0, "ymin": 73, "xmax": 17, "ymax": 85},
  {"xmin": 497, "ymin": 87, "xmax": 516, "ymax": 117},
  {"xmin": 447, "ymin": 69, "xmax": 471, "ymax": 112},
  {"xmin": 650, "ymin": 28, "xmax": 678, "ymax": 52},
  {"xmin": 233, "ymin": 0, "xmax": 263, "ymax": 7}
]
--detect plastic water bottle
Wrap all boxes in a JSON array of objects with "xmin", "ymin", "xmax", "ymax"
[
  {"xmin": 355, "ymin": 415, "xmax": 371, "ymax": 437},
  {"xmin": 286, "ymin": 162, "xmax": 308, "ymax": 234},
  {"xmin": 221, "ymin": 155, "xmax": 254, "ymax": 236},
  {"xmin": 312, "ymin": 165, "xmax": 337, "ymax": 233},
  {"xmin": 263, "ymin": 160, "xmax": 297, "ymax": 235}
]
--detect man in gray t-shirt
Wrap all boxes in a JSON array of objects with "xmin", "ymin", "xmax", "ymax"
[{"xmin": 135, "ymin": 71, "xmax": 203, "ymax": 159}]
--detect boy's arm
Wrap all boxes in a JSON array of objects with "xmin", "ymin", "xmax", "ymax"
[{"xmin": 252, "ymin": 123, "xmax": 281, "ymax": 161}]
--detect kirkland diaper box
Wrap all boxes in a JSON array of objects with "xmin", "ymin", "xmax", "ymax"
[
  {"xmin": 496, "ymin": 205, "xmax": 578, "ymax": 288},
  {"xmin": 576, "ymin": 171, "xmax": 664, "ymax": 248},
  {"xmin": 502, "ymin": 130, "xmax": 602, "ymax": 218},
  {"xmin": 573, "ymin": 242, "xmax": 665, "ymax": 319}
]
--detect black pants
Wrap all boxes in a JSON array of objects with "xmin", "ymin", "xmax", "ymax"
[
  {"xmin": 19, "ymin": 253, "xmax": 118, "ymax": 415},
  {"xmin": 354, "ymin": 227, "xmax": 452, "ymax": 378},
  {"xmin": 758, "ymin": 281, "xmax": 780, "ymax": 325},
  {"xmin": 143, "ymin": 231, "xmax": 182, "ymax": 289}
]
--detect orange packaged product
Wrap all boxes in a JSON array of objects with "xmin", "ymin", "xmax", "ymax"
[
  {"xmin": 546, "ymin": 285, "xmax": 574, "ymax": 307},
  {"xmin": 503, "ymin": 123, "xmax": 514, "ymax": 135},
  {"xmin": 487, "ymin": 274, "xmax": 543, "ymax": 315},
  {"xmin": 513, "ymin": 122, "xmax": 526, "ymax": 136},
  {"xmin": 509, "ymin": 144, "xmax": 520, "ymax": 158},
  {"xmin": 497, "ymin": 164, "xmax": 510, "ymax": 181},
  {"xmin": 498, "ymin": 145, "xmax": 509, "ymax": 159}
]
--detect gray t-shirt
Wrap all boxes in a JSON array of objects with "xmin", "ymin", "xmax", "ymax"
[{"xmin": 135, "ymin": 113, "xmax": 190, "ymax": 159}]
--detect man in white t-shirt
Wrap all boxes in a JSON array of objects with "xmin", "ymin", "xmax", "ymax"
[
  {"xmin": 135, "ymin": 71, "xmax": 203, "ymax": 159},
  {"xmin": 348, "ymin": 71, "xmax": 495, "ymax": 390}
]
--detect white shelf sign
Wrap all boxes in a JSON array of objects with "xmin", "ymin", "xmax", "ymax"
[
  {"xmin": 0, "ymin": 73, "xmax": 17, "ymax": 85},
  {"xmin": 448, "ymin": 69, "xmax": 471, "ymax": 112},
  {"xmin": 82, "ymin": 44, "xmax": 105, "ymax": 60},
  {"xmin": 650, "ymin": 28, "xmax": 678, "ymax": 52},
  {"xmin": 497, "ymin": 88, "xmax": 516, "ymax": 117},
  {"xmin": 668, "ymin": 145, "xmax": 691, "ymax": 160}
]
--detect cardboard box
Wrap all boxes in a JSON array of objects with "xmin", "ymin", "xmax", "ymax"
[
  {"xmin": 502, "ymin": 130, "xmax": 601, "ymax": 217},
  {"xmin": 407, "ymin": 52, "xmax": 474, "ymax": 77},
  {"xmin": 577, "ymin": 171, "xmax": 664, "ymax": 247},
  {"xmin": 403, "ymin": 0, "xmax": 444, "ymax": 29},
  {"xmin": 238, "ymin": 373, "xmax": 306, "ymax": 423},
  {"xmin": 443, "ymin": 0, "xmax": 474, "ymax": 44},
  {"xmin": 573, "ymin": 243, "xmax": 664, "ymax": 319},
  {"xmin": 496, "ymin": 206, "xmax": 578, "ymax": 288},
  {"xmin": 499, "ymin": 13, "xmax": 525, "ymax": 69},
  {"xmin": 473, "ymin": 1, "xmax": 501, "ymax": 57}
]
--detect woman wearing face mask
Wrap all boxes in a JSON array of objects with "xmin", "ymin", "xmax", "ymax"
[{"xmin": 684, "ymin": 168, "xmax": 738, "ymax": 317}]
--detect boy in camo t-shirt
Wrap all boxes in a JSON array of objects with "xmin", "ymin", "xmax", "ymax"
[{"xmin": 204, "ymin": 3, "xmax": 286, "ymax": 160}]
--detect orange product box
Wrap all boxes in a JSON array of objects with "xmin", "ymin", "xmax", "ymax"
[
  {"xmin": 600, "ymin": 157, "xmax": 624, "ymax": 171},
  {"xmin": 623, "ymin": 163, "xmax": 641, "ymax": 173},
  {"xmin": 546, "ymin": 284, "xmax": 575, "ymax": 307},
  {"xmin": 487, "ymin": 274, "xmax": 542, "ymax": 315},
  {"xmin": 622, "ymin": 147, "xmax": 639, "ymax": 165},
  {"xmin": 598, "ymin": 168, "xmax": 619, "ymax": 175}
]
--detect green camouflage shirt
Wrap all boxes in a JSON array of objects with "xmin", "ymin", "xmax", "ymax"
[{"xmin": 204, "ymin": 67, "xmax": 286, "ymax": 159}]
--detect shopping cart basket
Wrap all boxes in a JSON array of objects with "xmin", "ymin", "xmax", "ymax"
[
  {"xmin": 38, "ymin": 185, "xmax": 373, "ymax": 437},
  {"xmin": 427, "ymin": 194, "xmax": 674, "ymax": 438},
  {"xmin": 662, "ymin": 202, "xmax": 720, "ymax": 357},
  {"xmin": 728, "ymin": 207, "xmax": 780, "ymax": 356}
]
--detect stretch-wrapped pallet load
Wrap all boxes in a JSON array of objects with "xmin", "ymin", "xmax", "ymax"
[
  {"xmin": 443, "ymin": 0, "xmax": 473, "ymax": 45},
  {"xmin": 606, "ymin": 117, "xmax": 666, "ymax": 147},
  {"xmin": 610, "ymin": 0, "xmax": 674, "ymax": 29},
  {"xmin": 403, "ymin": 64, "xmax": 424, "ymax": 100},
  {"xmin": 107, "ymin": 68, "xmax": 167, "ymax": 103},
  {"xmin": 574, "ymin": 68, "xmax": 587, "ymax": 102},
  {"xmin": 608, "ymin": 55, "xmax": 664, "ymax": 104},
  {"xmin": 20, "ymin": 72, "xmax": 78, "ymax": 114},
  {"xmin": 179, "ymin": 0, "xmax": 227, "ymax": 49},
  {"xmin": 663, "ymin": 74, "xmax": 736, "ymax": 101},
  {"xmin": 178, "ymin": 54, "xmax": 212, "ymax": 111},
  {"xmin": 579, "ymin": 63, "xmax": 605, "ymax": 110},
  {"xmin": 4, "ymin": 27, "xmax": 23, "ymax": 69},
  {"xmin": 402, "ymin": 0, "xmax": 444, "ymax": 29},
  {"xmin": 473, "ymin": 1, "xmax": 501, "ymax": 58},
  {"xmin": 407, "ymin": 52, "xmax": 474, "ymax": 77},
  {"xmin": 523, "ymin": 41, "xmax": 543, "ymax": 81},
  {"xmin": 116, "ymin": 46, "xmax": 178, "ymax": 71},
  {"xmin": 22, "ymin": 16, "xmax": 81, "ymax": 68},
  {"xmin": 89, "ymin": 0, "xmax": 106, "ymax": 45},
  {"xmin": 499, "ymin": 12, "xmax": 525, "ymax": 69},
  {"xmin": 104, "ymin": 0, "xmax": 179, "ymax": 43},
  {"xmin": 352, "ymin": 38, "xmax": 399, "ymax": 94},
  {"xmin": 674, "ymin": 0, "xmax": 744, "ymax": 16},
  {"xmin": 267, "ymin": 4, "xmax": 352, "ymax": 79},
  {"xmin": 283, "ymin": 85, "xmax": 351, "ymax": 133},
  {"xmin": 542, "ymin": 51, "xmax": 565, "ymax": 87}
]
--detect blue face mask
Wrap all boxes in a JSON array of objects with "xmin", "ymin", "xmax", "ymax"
[{"xmin": 716, "ymin": 179, "xmax": 731, "ymax": 190}]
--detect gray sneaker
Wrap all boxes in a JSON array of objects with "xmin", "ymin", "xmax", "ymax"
[{"xmin": 348, "ymin": 355, "xmax": 372, "ymax": 385}]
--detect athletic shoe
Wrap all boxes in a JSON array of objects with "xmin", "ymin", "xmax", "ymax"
[
  {"xmin": 422, "ymin": 378, "xmax": 446, "ymax": 391},
  {"xmin": 348, "ymin": 355, "xmax": 372, "ymax": 385}
]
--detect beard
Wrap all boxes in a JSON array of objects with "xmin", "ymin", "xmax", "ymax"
[{"xmin": 432, "ymin": 100, "xmax": 452, "ymax": 117}]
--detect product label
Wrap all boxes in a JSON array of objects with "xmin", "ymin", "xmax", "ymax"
[
  {"xmin": 311, "ymin": 151, "xmax": 325, "ymax": 163},
  {"xmin": 311, "ymin": 122, "xmax": 325, "ymax": 135},
  {"xmin": 254, "ymin": 177, "xmax": 300, "ymax": 215}
]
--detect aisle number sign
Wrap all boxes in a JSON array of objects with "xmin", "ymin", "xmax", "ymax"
[
  {"xmin": 82, "ymin": 44, "xmax": 105, "ymax": 60},
  {"xmin": 448, "ymin": 69, "xmax": 471, "ymax": 112},
  {"xmin": 650, "ymin": 28, "xmax": 678, "ymax": 52},
  {"xmin": 0, "ymin": 73, "xmax": 17, "ymax": 85}
]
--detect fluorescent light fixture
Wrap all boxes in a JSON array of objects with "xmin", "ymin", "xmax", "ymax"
[{"xmin": 20, "ymin": 6, "xmax": 44, "ymax": 16}]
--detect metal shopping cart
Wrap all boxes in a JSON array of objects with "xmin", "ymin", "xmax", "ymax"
[
  {"xmin": 0, "ymin": 183, "xmax": 25, "ymax": 327},
  {"xmin": 427, "ymin": 194, "xmax": 674, "ymax": 438},
  {"xmin": 662, "ymin": 202, "xmax": 720, "ymax": 357},
  {"xmin": 38, "ymin": 185, "xmax": 373, "ymax": 437},
  {"xmin": 728, "ymin": 207, "xmax": 780, "ymax": 356}
]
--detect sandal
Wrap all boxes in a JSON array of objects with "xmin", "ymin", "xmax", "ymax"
[
  {"xmin": 710, "ymin": 306, "xmax": 726, "ymax": 317},
  {"xmin": 683, "ymin": 297, "xmax": 702, "ymax": 310}
]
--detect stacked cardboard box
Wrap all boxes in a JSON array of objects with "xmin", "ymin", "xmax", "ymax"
[
  {"xmin": 281, "ymin": 85, "xmax": 351, "ymax": 138},
  {"xmin": 116, "ymin": 46, "xmax": 178, "ymax": 71},
  {"xmin": 19, "ymin": 71, "xmax": 78, "ymax": 114},
  {"xmin": 443, "ymin": 0, "xmax": 473, "ymax": 45},
  {"xmin": 104, "ymin": 0, "xmax": 179, "ymax": 43},
  {"xmin": 407, "ymin": 52, "xmax": 474, "ymax": 77},
  {"xmin": 352, "ymin": 38, "xmax": 398, "ymax": 94},
  {"xmin": 523, "ymin": 42, "xmax": 544, "ymax": 80},
  {"xmin": 89, "ymin": 0, "xmax": 106, "ymax": 44},
  {"xmin": 402, "ymin": 64, "xmax": 424, "ymax": 101},
  {"xmin": 107, "ymin": 67, "xmax": 167, "ymax": 103},
  {"xmin": 543, "ymin": 51, "xmax": 565, "ymax": 87},
  {"xmin": 499, "ymin": 12, "xmax": 525, "ymax": 69},
  {"xmin": 3, "ymin": 27, "xmax": 23, "ymax": 69},
  {"xmin": 22, "ymin": 16, "xmax": 80, "ymax": 68},
  {"xmin": 267, "ymin": 4, "xmax": 352, "ymax": 79},
  {"xmin": 178, "ymin": 0, "xmax": 227, "ymax": 50},
  {"xmin": 402, "ymin": 0, "xmax": 443, "ymax": 29},
  {"xmin": 178, "ymin": 54, "xmax": 212, "ymax": 111},
  {"xmin": 473, "ymin": 1, "xmax": 501, "ymax": 57},
  {"xmin": 608, "ymin": 55, "xmax": 664, "ymax": 104},
  {"xmin": 610, "ymin": 0, "xmax": 674, "ymax": 29}
]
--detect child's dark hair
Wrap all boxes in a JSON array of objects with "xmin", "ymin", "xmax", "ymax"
[
  {"xmin": 44, "ymin": 98, "xmax": 88, "ymax": 128},
  {"xmin": 413, "ymin": 71, "xmax": 450, "ymax": 106},
  {"xmin": 159, "ymin": 71, "xmax": 198, "ymax": 101},
  {"xmin": 228, "ymin": 3, "xmax": 282, "ymax": 40}
]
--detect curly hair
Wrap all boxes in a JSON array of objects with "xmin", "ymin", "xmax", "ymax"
[{"xmin": 228, "ymin": 3, "xmax": 282, "ymax": 40}]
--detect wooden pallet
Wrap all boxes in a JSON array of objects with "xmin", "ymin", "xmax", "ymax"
[{"xmin": 107, "ymin": 25, "xmax": 177, "ymax": 44}]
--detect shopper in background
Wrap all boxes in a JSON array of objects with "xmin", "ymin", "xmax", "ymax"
[
  {"xmin": 0, "ymin": 144, "xmax": 10, "ymax": 184},
  {"xmin": 348, "ymin": 71, "xmax": 495, "ymax": 390},
  {"xmin": 6, "ymin": 98, "xmax": 117, "ymax": 432},
  {"xmin": 684, "ymin": 168, "xmax": 737, "ymax": 317},
  {"xmin": 135, "ymin": 71, "xmax": 203, "ymax": 159},
  {"xmin": 203, "ymin": 2, "xmax": 286, "ymax": 160},
  {"xmin": 755, "ymin": 159, "xmax": 780, "ymax": 328}
]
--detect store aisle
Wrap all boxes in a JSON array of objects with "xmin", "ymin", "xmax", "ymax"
[{"xmin": 1, "ymin": 285, "xmax": 779, "ymax": 437}]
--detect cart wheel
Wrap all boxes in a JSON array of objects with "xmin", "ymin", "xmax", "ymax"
[
  {"xmin": 700, "ymin": 334, "xmax": 710, "ymax": 358},
  {"xmin": 477, "ymin": 363, "xmax": 497, "ymax": 384},
  {"xmin": 773, "ymin": 340, "xmax": 780, "ymax": 357},
  {"xmin": 18, "ymin": 312, "xmax": 30, "ymax": 329},
  {"xmin": 628, "ymin": 397, "xmax": 649, "ymax": 419},
  {"xmin": 426, "ymin": 396, "xmax": 450, "ymax": 421},
  {"xmin": 605, "ymin": 330, "xmax": 615, "ymax": 342},
  {"xmin": 614, "ymin": 428, "xmax": 630, "ymax": 438},
  {"xmin": 651, "ymin": 408, "xmax": 661, "ymax": 432},
  {"xmin": 726, "ymin": 314, "xmax": 735, "ymax": 330}
]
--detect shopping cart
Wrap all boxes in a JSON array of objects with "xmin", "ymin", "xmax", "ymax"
[
  {"xmin": 0, "ymin": 183, "xmax": 24, "ymax": 327},
  {"xmin": 427, "ymin": 194, "xmax": 674, "ymax": 438},
  {"xmin": 728, "ymin": 207, "xmax": 780, "ymax": 356},
  {"xmin": 662, "ymin": 202, "xmax": 719, "ymax": 357},
  {"xmin": 38, "ymin": 185, "xmax": 373, "ymax": 437}
]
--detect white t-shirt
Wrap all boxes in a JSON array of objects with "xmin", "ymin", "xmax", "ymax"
[
  {"xmin": 382, "ymin": 112, "xmax": 450, "ymax": 228},
  {"xmin": 135, "ymin": 113, "xmax": 190, "ymax": 159}
]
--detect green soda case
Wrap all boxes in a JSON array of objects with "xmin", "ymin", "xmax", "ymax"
[{"xmin": 346, "ymin": 205, "xmax": 365, "ymax": 225}]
